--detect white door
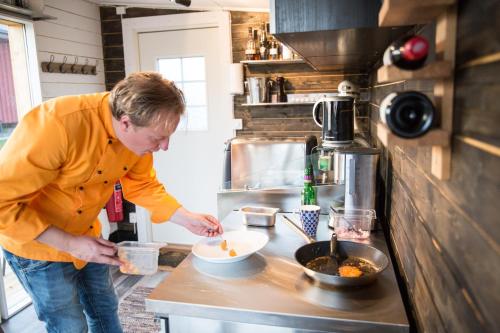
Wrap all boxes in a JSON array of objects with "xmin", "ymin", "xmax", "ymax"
[{"xmin": 132, "ymin": 15, "xmax": 234, "ymax": 244}]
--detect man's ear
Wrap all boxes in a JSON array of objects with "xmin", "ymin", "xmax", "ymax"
[{"xmin": 119, "ymin": 115, "xmax": 132, "ymax": 132}]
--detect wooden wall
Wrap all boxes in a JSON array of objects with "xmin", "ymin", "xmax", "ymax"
[
  {"xmin": 231, "ymin": 11, "xmax": 369, "ymax": 138},
  {"xmin": 34, "ymin": 0, "xmax": 105, "ymax": 100},
  {"xmin": 368, "ymin": 1, "xmax": 500, "ymax": 332}
]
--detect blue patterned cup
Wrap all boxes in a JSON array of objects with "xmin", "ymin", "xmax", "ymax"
[{"xmin": 299, "ymin": 205, "xmax": 321, "ymax": 238}]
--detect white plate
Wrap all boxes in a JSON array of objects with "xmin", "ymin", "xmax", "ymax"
[{"xmin": 192, "ymin": 230, "xmax": 269, "ymax": 263}]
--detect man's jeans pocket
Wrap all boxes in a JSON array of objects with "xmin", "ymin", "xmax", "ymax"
[{"xmin": 3, "ymin": 250, "xmax": 52, "ymax": 273}]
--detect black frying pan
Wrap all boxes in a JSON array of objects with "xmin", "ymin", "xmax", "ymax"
[{"xmin": 282, "ymin": 215, "xmax": 388, "ymax": 287}]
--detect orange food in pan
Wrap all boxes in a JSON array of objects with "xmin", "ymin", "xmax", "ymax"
[
  {"xmin": 339, "ymin": 265, "xmax": 363, "ymax": 277},
  {"xmin": 220, "ymin": 240, "xmax": 228, "ymax": 251},
  {"xmin": 229, "ymin": 249, "xmax": 237, "ymax": 257}
]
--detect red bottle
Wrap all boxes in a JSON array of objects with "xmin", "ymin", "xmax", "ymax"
[{"xmin": 383, "ymin": 35, "xmax": 429, "ymax": 70}]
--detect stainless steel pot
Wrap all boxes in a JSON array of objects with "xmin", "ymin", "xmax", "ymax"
[{"xmin": 282, "ymin": 215, "xmax": 388, "ymax": 287}]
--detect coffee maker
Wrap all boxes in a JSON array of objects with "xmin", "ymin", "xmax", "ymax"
[
  {"xmin": 310, "ymin": 83, "xmax": 380, "ymax": 217},
  {"xmin": 312, "ymin": 96, "xmax": 354, "ymax": 185}
]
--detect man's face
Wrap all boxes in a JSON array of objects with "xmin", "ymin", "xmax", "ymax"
[{"xmin": 116, "ymin": 112, "xmax": 180, "ymax": 156}]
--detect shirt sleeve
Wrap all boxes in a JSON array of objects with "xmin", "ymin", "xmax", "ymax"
[
  {"xmin": 120, "ymin": 154, "xmax": 181, "ymax": 223},
  {"xmin": 0, "ymin": 105, "xmax": 68, "ymax": 244}
]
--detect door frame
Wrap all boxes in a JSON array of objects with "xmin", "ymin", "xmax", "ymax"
[
  {"xmin": 0, "ymin": 14, "xmax": 41, "ymax": 320},
  {"xmin": 122, "ymin": 11, "xmax": 233, "ymax": 242}
]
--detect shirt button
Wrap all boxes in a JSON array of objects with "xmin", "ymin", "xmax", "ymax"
[
  {"xmin": 97, "ymin": 170, "xmax": 103, "ymax": 174},
  {"xmin": 108, "ymin": 139, "xmax": 112, "ymax": 144},
  {"xmin": 104, "ymin": 180, "xmax": 108, "ymax": 184},
  {"xmin": 89, "ymin": 225, "xmax": 94, "ymax": 229},
  {"xmin": 79, "ymin": 186, "xmax": 84, "ymax": 191},
  {"xmin": 123, "ymin": 166, "xmax": 128, "ymax": 171},
  {"xmin": 77, "ymin": 210, "xmax": 83, "ymax": 214}
]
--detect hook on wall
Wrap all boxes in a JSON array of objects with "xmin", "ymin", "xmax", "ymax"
[{"xmin": 41, "ymin": 55, "xmax": 97, "ymax": 75}]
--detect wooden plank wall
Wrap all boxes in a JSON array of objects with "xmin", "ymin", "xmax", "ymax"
[
  {"xmin": 368, "ymin": 1, "xmax": 500, "ymax": 332},
  {"xmin": 231, "ymin": 11, "xmax": 369, "ymax": 138},
  {"xmin": 34, "ymin": 0, "xmax": 105, "ymax": 100}
]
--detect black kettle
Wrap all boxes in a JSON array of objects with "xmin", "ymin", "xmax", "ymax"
[{"xmin": 312, "ymin": 96, "xmax": 354, "ymax": 145}]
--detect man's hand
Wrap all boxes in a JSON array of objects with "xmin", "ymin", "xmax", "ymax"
[
  {"xmin": 36, "ymin": 226, "xmax": 121, "ymax": 265},
  {"xmin": 66, "ymin": 235, "xmax": 121, "ymax": 266},
  {"xmin": 170, "ymin": 207, "xmax": 223, "ymax": 237}
]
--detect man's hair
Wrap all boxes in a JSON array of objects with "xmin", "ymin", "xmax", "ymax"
[{"xmin": 109, "ymin": 72, "xmax": 185, "ymax": 127}]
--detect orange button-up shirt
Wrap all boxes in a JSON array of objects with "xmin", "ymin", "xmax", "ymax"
[{"xmin": 0, "ymin": 92, "xmax": 181, "ymax": 268}]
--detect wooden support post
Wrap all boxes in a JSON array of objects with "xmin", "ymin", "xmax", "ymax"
[{"xmin": 431, "ymin": 5, "xmax": 457, "ymax": 180}]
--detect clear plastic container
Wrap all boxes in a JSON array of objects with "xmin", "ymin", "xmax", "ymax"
[
  {"xmin": 240, "ymin": 206, "xmax": 280, "ymax": 227},
  {"xmin": 117, "ymin": 241, "xmax": 165, "ymax": 275},
  {"xmin": 328, "ymin": 208, "xmax": 376, "ymax": 239}
]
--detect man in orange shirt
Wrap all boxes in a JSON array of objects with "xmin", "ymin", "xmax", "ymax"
[{"xmin": 0, "ymin": 72, "xmax": 223, "ymax": 333}]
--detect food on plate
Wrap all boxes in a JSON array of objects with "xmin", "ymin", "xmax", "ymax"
[
  {"xmin": 229, "ymin": 249, "xmax": 237, "ymax": 257},
  {"xmin": 339, "ymin": 265, "xmax": 363, "ymax": 277},
  {"xmin": 220, "ymin": 239, "xmax": 228, "ymax": 251}
]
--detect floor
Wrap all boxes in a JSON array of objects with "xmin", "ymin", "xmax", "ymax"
[{"xmin": 0, "ymin": 267, "xmax": 169, "ymax": 333}]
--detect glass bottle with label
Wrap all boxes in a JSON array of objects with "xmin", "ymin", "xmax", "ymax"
[
  {"xmin": 259, "ymin": 22, "xmax": 268, "ymax": 60},
  {"xmin": 301, "ymin": 165, "xmax": 317, "ymax": 205},
  {"xmin": 269, "ymin": 37, "xmax": 279, "ymax": 60},
  {"xmin": 245, "ymin": 27, "xmax": 257, "ymax": 60}
]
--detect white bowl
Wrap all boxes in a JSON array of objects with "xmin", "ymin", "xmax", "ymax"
[{"xmin": 192, "ymin": 230, "xmax": 268, "ymax": 264}]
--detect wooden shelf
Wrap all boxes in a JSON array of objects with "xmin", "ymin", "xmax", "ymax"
[
  {"xmin": 242, "ymin": 102, "xmax": 314, "ymax": 106},
  {"xmin": 240, "ymin": 59, "xmax": 306, "ymax": 65},
  {"xmin": 376, "ymin": 123, "xmax": 450, "ymax": 148},
  {"xmin": 376, "ymin": 3, "xmax": 457, "ymax": 180},
  {"xmin": 377, "ymin": 61, "xmax": 453, "ymax": 83},
  {"xmin": 379, "ymin": 0, "xmax": 455, "ymax": 27}
]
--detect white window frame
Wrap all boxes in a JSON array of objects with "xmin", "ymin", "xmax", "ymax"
[{"xmin": 0, "ymin": 14, "xmax": 41, "ymax": 321}]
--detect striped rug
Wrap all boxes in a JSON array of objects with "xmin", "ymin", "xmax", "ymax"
[{"xmin": 118, "ymin": 286, "xmax": 161, "ymax": 333}]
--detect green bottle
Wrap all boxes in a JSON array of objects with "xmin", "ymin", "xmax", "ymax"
[{"xmin": 301, "ymin": 165, "xmax": 317, "ymax": 205}]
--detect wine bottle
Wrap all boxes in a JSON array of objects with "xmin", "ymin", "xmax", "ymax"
[
  {"xmin": 383, "ymin": 35, "xmax": 429, "ymax": 70},
  {"xmin": 245, "ymin": 27, "xmax": 257, "ymax": 61},
  {"xmin": 379, "ymin": 91, "xmax": 435, "ymax": 138},
  {"xmin": 258, "ymin": 22, "xmax": 268, "ymax": 60},
  {"xmin": 269, "ymin": 37, "xmax": 279, "ymax": 60}
]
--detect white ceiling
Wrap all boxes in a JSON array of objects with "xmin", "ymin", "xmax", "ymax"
[{"xmin": 87, "ymin": 0, "xmax": 270, "ymax": 12}]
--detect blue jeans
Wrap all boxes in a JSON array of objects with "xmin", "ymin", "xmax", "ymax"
[{"xmin": 3, "ymin": 249, "xmax": 123, "ymax": 333}]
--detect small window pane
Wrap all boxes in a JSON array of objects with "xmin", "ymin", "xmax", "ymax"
[
  {"xmin": 186, "ymin": 106, "xmax": 208, "ymax": 131},
  {"xmin": 183, "ymin": 82, "xmax": 206, "ymax": 106},
  {"xmin": 182, "ymin": 57, "xmax": 205, "ymax": 81},
  {"xmin": 158, "ymin": 58, "xmax": 182, "ymax": 81}
]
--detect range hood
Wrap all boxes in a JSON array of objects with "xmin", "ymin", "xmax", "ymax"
[{"xmin": 269, "ymin": 0, "xmax": 412, "ymax": 72}]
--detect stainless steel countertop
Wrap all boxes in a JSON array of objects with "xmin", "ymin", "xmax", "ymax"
[{"xmin": 146, "ymin": 212, "xmax": 409, "ymax": 333}]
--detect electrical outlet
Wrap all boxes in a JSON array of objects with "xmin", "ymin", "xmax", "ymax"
[{"xmin": 129, "ymin": 212, "xmax": 137, "ymax": 224}]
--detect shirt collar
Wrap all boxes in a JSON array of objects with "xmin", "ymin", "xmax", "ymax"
[{"xmin": 100, "ymin": 92, "xmax": 118, "ymax": 140}]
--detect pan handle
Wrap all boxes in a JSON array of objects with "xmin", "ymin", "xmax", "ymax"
[{"xmin": 282, "ymin": 215, "xmax": 316, "ymax": 244}]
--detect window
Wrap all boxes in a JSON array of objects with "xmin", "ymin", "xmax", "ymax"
[
  {"xmin": 158, "ymin": 57, "xmax": 208, "ymax": 131},
  {"xmin": 0, "ymin": 16, "xmax": 41, "ymax": 320}
]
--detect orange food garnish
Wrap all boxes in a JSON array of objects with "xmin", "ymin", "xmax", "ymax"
[
  {"xmin": 229, "ymin": 249, "xmax": 237, "ymax": 257},
  {"xmin": 339, "ymin": 265, "xmax": 363, "ymax": 277},
  {"xmin": 220, "ymin": 240, "xmax": 228, "ymax": 251}
]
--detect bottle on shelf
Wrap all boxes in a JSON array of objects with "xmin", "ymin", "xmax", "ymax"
[
  {"xmin": 269, "ymin": 36, "xmax": 279, "ymax": 60},
  {"xmin": 379, "ymin": 91, "xmax": 435, "ymax": 138},
  {"xmin": 276, "ymin": 76, "xmax": 287, "ymax": 102},
  {"xmin": 253, "ymin": 28, "xmax": 261, "ymax": 60},
  {"xmin": 245, "ymin": 27, "xmax": 257, "ymax": 61},
  {"xmin": 383, "ymin": 35, "xmax": 430, "ymax": 70},
  {"xmin": 258, "ymin": 22, "xmax": 268, "ymax": 60},
  {"xmin": 301, "ymin": 164, "xmax": 317, "ymax": 205}
]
